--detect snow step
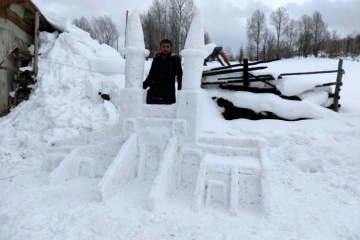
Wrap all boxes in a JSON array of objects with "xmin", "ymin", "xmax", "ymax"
[
  {"xmin": 147, "ymin": 136, "xmax": 178, "ymax": 211},
  {"xmin": 195, "ymin": 142, "xmax": 260, "ymax": 158},
  {"xmin": 197, "ymin": 135, "xmax": 264, "ymax": 149},
  {"xmin": 142, "ymin": 103, "xmax": 178, "ymax": 119},
  {"xmin": 48, "ymin": 136, "xmax": 122, "ymax": 184},
  {"xmin": 49, "ymin": 123, "xmax": 120, "ymax": 147},
  {"xmin": 99, "ymin": 133, "xmax": 138, "ymax": 201}
]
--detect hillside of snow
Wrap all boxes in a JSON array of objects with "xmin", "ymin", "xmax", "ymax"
[{"xmin": 0, "ymin": 22, "xmax": 360, "ymax": 240}]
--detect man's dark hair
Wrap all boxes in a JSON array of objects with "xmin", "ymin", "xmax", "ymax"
[{"xmin": 160, "ymin": 39, "xmax": 172, "ymax": 46}]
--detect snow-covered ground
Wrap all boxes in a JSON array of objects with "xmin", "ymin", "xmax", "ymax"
[{"xmin": 1, "ymin": 19, "xmax": 360, "ymax": 240}]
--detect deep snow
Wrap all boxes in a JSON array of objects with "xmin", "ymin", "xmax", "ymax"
[{"xmin": 1, "ymin": 14, "xmax": 360, "ymax": 240}]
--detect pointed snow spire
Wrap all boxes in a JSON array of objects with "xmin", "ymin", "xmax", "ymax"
[
  {"xmin": 184, "ymin": 10, "xmax": 205, "ymax": 50},
  {"xmin": 124, "ymin": 8, "xmax": 149, "ymax": 88},
  {"xmin": 125, "ymin": 8, "xmax": 145, "ymax": 49},
  {"xmin": 181, "ymin": 10, "xmax": 208, "ymax": 90}
]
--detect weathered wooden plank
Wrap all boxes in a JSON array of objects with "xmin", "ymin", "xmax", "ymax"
[
  {"xmin": 202, "ymin": 66, "xmax": 267, "ymax": 77},
  {"xmin": 209, "ymin": 58, "xmax": 280, "ymax": 71},
  {"xmin": 279, "ymin": 70, "xmax": 342, "ymax": 78},
  {"xmin": 333, "ymin": 59, "xmax": 343, "ymax": 112},
  {"xmin": 315, "ymin": 82, "xmax": 342, "ymax": 87},
  {"xmin": 3, "ymin": 7, "xmax": 33, "ymax": 35},
  {"xmin": 218, "ymin": 75, "xmax": 274, "ymax": 81},
  {"xmin": 202, "ymin": 78, "xmax": 274, "ymax": 85},
  {"xmin": 2, "ymin": 0, "xmax": 27, "ymax": 5},
  {"xmin": 33, "ymin": 11, "xmax": 39, "ymax": 77}
]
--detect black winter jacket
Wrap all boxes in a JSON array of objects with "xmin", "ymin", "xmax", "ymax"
[{"xmin": 143, "ymin": 53, "xmax": 182, "ymax": 104}]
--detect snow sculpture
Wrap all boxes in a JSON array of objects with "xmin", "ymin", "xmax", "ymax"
[{"xmin": 47, "ymin": 9, "xmax": 265, "ymax": 216}]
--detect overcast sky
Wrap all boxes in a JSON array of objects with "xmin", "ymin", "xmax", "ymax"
[{"xmin": 32, "ymin": 0, "xmax": 360, "ymax": 54}]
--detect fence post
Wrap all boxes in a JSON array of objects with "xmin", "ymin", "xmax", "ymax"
[
  {"xmin": 243, "ymin": 58, "xmax": 249, "ymax": 87},
  {"xmin": 33, "ymin": 11, "xmax": 40, "ymax": 79},
  {"xmin": 333, "ymin": 59, "xmax": 343, "ymax": 112}
]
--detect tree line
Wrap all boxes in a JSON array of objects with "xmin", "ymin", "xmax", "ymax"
[
  {"xmin": 72, "ymin": 16, "xmax": 120, "ymax": 50},
  {"xmin": 140, "ymin": 0, "xmax": 197, "ymax": 56},
  {"xmin": 72, "ymin": 1, "xmax": 359, "ymax": 61},
  {"xmin": 245, "ymin": 7, "xmax": 360, "ymax": 61}
]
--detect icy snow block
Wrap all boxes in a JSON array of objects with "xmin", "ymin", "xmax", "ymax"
[
  {"xmin": 118, "ymin": 89, "xmax": 143, "ymax": 119},
  {"xmin": 76, "ymin": 157, "xmax": 95, "ymax": 178},
  {"xmin": 125, "ymin": 49, "xmax": 149, "ymax": 88},
  {"xmin": 205, "ymin": 180, "xmax": 227, "ymax": 208},
  {"xmin": 178, "ymin": 147, "xmax": 202, "ymax": 188},
  {"xmin": 177, "ymin": 90, "xmax": 202, "ymax": 142},
  {"xmin": 147, "ymin": 136, "xmax": 178, "ymax": 211},
  {"xmin": 193, "ymin": 161, "xmax": 208, "ymax": 212},
  {"xmin": 99, "ymin": 133, "xmax": 138, "ymax": 201},
  {"xmin": 49, "ymin": 147, "xmax": 81, "ymax": 185}
]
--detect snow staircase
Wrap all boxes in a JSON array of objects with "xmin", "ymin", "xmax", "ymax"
[
  {"xmin": 99, "ymin": 103, "xmax": 182, "ymax": 210},
  {"xmin": 46, "ymin": 123, "xmax": 122, "ymax": 184},
  {"xmin": 46, "ymin": 103, "xmax": 182, "ymax": 211}
]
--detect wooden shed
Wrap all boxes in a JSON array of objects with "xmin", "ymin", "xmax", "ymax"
[{"xmin": 0, "ymin": 0, "xmax": 54, "ymax": 116}]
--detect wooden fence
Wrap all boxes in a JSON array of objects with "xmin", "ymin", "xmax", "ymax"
[{"xmin": 201, "ymin": 58, "xmax": 344, "ymax": 112}]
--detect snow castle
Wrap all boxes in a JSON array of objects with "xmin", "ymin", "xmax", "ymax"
[{"xmin": 46, "ymin": 10, "xmax": 267, "ymax": 214}]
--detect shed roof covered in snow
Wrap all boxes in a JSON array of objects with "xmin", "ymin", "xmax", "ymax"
[{"xmin": 0, "ymin": 0, "xmax": 55, "ymax": 36}]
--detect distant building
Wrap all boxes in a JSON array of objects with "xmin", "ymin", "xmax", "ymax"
[{"xmin": 0, "ymin": 0, "xmax": 54, "ymax": 116}]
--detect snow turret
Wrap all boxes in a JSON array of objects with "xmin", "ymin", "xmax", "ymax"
[
  {"xmin": 124, "ymin": 9, "xmax": 149, "ymax": 88},
  {"xmin": 180, "ymin": 11, "xmax": 208, "ymax": 89}
]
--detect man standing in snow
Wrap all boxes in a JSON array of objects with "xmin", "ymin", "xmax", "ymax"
[{"xmin": 143, "ymin": 39, "xmax": 182, "ymax": 104}]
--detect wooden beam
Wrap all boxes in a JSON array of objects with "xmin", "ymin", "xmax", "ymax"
[
  {"xmin": 4, "ymin": 7, "xmax": 33, "ymax": 36},
  {"xmin": 33, "ymin": 11, "xmax": 39, "ymax": 77},
  {"xmin": 279, "ymin": 70, "xmax": 341, "ymax": 78},
  {"xmin": 333, "ymin": 59, "xmax": 343, "ymax": 112},
  {"xmin": 0, "ymin": 7, "xmax": 5, "ymax": 18},
  {"xmin": 0, "ymin": 0, "xmax": 27, "ymax": 5}
]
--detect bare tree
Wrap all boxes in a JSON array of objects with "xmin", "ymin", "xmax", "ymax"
[
  {"xmin": 247, "ymin": 9, "xmax": 266, "ymax": 60},
  {"xmin": 297, "ymin": 14, "xmax": 313, "ymax": 57},
  {"xmin": 311, "ymin": 11, "xmax": 329, "ymax": 57},
  {"xmin": 238, "ymin": 46, "xmax": 245, "ymax": 63},
  {"xmin": 283, "ymin": 19, "xmax": 298, "ymax": 58},
  {"xmin": 72, "ymin": 17, "xmax": 93, "ymax": 36},
  {"xmin": 141, "ymin": 0, "xmax": 196, "ymax": 55},
  {"xmin": 141, "ymin": 0, "xmax": 168, "ymax": 55},
  {"xmin": 262, "ymin": 28, "xmax": 276, "ymax": 60},
  {"xmin": 92, "ymin": 16, "xmax": 119, "ymax": 48},
  {"xmin": 167, "ymin": 0, "xmax": 197, "ymax": 53},
  {"xmin": 270, "ymin": 7, "xmax": 289, "ymax": 58},
  {"xmin": 327, "ymin": 30, "xmax": 341, "ymax": 58},
  {"xmin": 246, "ymin": 43, "xmax": 256, "ymax": 61}
]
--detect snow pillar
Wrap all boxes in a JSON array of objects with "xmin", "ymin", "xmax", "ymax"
[
  {"xmin": 124, "ymin": 9, "xmax": 149, "ymax": 89},
  {"xmin": 180, "ymin": 11, "xmax": 207, "ymax": 90},
  {"xmin": 177, "ymin": 11, "xmax": 207, "ymax": 143},
  {"xmin": 120, "ymin": 9, "xmax": 149, "ymax": 139}
]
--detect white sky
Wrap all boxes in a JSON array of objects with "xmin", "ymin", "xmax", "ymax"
[{"xmin": 32, "ymin": 0, "xmax": 360, "ymax": 55}]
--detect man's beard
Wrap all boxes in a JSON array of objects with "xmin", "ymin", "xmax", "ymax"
[{"xmin": 160, "ymin": 51, "xmax": 172, "ymax": 57}]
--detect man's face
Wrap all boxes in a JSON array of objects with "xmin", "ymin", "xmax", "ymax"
[{"xmin": 160, "ymin": 43, "xmax": 172, "ymax": 55}]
